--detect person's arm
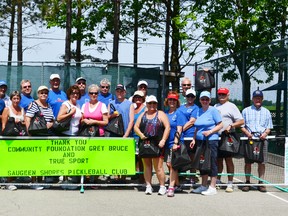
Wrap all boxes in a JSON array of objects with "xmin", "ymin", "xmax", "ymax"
[
  {"xmin": 183, "ymin": 117, "xmax": 196, "ymax": 131},
  {"xmin": 123, "ymin": 103, "xmax": 135, "ymax": 137},
  {"xmin": 226, "ymin": 119, "xmax": 244, "ymax": 131},
  {"xmin": 57, "ymin": 102, "xmax": 75, "ymax": 122},
  {"xmin": 203, "ymin": 121, "xmax": 223, "ymax": 137},
  {"xmin": 190, "ymin": 128, "xmax": 198, "ymax": 149},
  {"xmin": 158, "ymin": 111, "xmax": 171, "ymax": 148},
  {"xmin": 172, "ymin": 125, "xmax": 183, "ymax": 150},
  {"xmin": 1, "ymin": 107, "xmax": 9, "ymax": 131},
  {"xmin": 134, "ymin": 112, "xmax": 146, "ymax": 140},
  {"xmin": 241, "ymin": 127, "xmax": 253, "ymax": 139}
]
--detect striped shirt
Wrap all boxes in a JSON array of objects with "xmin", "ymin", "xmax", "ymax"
[
  {"xmin": 26, "ymin": 102, "xmax": 54, "ymax": 123},
  {"xmin": 242, "ymin": 105, "xmax": 273, "ymax": 134}
]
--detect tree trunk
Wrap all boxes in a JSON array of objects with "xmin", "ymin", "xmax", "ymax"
[
  {"xmin": 133, "ymin": 0, "xmax": 139, "ymax": 67},
  {"xmin": 65, "ymin": 0, "xmax": 72, "ymax": 64},
  {"xmin": 17, "ymin": 0, "xmax": 22, "ymax": 66},
  {"xmin": 76, "ymin": 0, "xmax": 82, "ymax": 68},
  {"xmin": 7, "ymin": 0, "xmax": 16, "ymax": 66},
  {"xmin": 112, "ymin": 0, "xmax": 120, "ymax": 63}
]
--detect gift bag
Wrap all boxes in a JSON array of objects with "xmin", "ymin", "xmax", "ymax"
[
  {"xmin": 28, "ymin": 103, "xmax": 48, "ymax": 136},
  {"xmin": 105, "ymin": 104, "xmax": 124, "ymax": 137},
  {"xmin": 219, "ymin": 131, "xmax": 240, "ymax": 154},
  {"xmin": 138, "ymin": 138, "xmax": 160, "ymax": 158},
  {"xmin": 2, "ymin": 117, "xmax": 27, "ymax": 136},
  {"xmin": 244, "ymin": 139, "xmax": 264, "ymax": 163},
  {"xmin": 191, "ymin": 140, "xmax": 211, "ymax": 172},
  {"xmin": 171, "ymin": 132, "xmax": 192, "ymax": 171},
  {"xmin": 52, "ymin": 103, "xmax": 72, "ymax": 134},
  {"xmin": 195, "ymin": 69, "xmax": 215, "ymax": 91},
  {"xmin": 78, "ymin": 123, "xmax": 100, "ymax": 137}
]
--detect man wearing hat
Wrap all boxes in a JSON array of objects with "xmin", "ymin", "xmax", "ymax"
[
  {"xmin": 241, "ymin": 89, "xmax": 273, "ymax": 193},
  {"xmin": 0, "ymin": 80, "xmax": 11, "ymax": 107},
  {"xmin": 214, "ymin": 87, "xmax": 244, "ymax": 192},
  {"xmin": 129, "ymin": 80, "xmax": 148, "ymax": 104},
  {"xmin": 47, "ymin": 74, "xmax": 67, "ymax": 118},
  {"xmin": 75, "ymin": 77, "xmax": 90, "ymax": 108}
]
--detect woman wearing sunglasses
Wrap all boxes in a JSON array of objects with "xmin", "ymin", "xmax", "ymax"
[
  {"xmin": 190, "ymin": 91, "xmax": 223, "ymax": 196},
  {"xmin": 134, "ymin": 95, "xmax": 170, "ymax": 195}
]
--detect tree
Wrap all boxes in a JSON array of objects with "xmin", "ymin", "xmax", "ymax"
[{"xmin": 197, "ymin": 0, "xmax": 287, "ymax": 107}]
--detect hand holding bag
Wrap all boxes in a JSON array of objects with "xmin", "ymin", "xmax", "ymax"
[
  {"xmin": 171, "ymin": 132, "xmax": 192, "ymax": 171},
  {"xmin": 28, "ymin": 102, "xmax": 48, "ymax": 136},
  {"xmin": 219, "ymin": 130, "xmax": 240, "ymax": 154},
  {"xmin": 105, "ymin": 104, "xmax": 124, "ymax": 137},
  {"xmin": 52, "ymin": 102, "xmax": 72, "ymax": 134},
  {"xmin": 244, "ymin": 139, "xmax": 264, "ymax": 163},
  {"xmin": 2, "ymin": 117, "xmax": 27, "ymax": 136},
  {"xmin": 138, "ymin": 137, "xmax": 160, "ymax": 158},
  {"xmin": 191, "ymin": 139, "xmax": 211, "ymax": 172}
]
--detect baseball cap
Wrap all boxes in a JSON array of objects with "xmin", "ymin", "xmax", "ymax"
[
  {"xmin": 76, "ymin": 77, "xmax": 86, "ymax": 83},
  {"xmin": 199, "ymin": 91, "xmax": 211, "ymax": 99},
  {"xmin": 50, "ymin": 74, "xmax": 60, "ymax": 80},
  {"xmin": 115, "ymin": 84, "xmax": 126, "ymax": 91},
  {"xmin": 137, "ymin": 80, "xmax": 148, "ymax": 87},
  {"xmin": 37, "ymin": 85, "xmax": 49, "ymax": 92},
  {"xmin": 133, "ymin": 90, "xmax": 144, "ymax": 97},
  {"xmin": 217, "ymin": 88, "xmax": 229, "ymax": 95},
  {"xmin": 0, "ymin": 80, "xmax": 7, "ymax": 86},
  {"xmin": 167, "ymin": 92, "xmax": 179, "ymax": 100},
  {"xmin": 186, "ymin": 89, "xmax": 196, "ymax": 97},
  {"xmin": 146, "ymin": 95, "xmax": 158, "ymax": 103},
  {"xmin": 252, "ymin": 90, "xmax": 263, "ymax": 97}
]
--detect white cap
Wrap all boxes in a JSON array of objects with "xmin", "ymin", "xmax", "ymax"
[
  {"xmin": 137, "ymin": 80, "xmax": 148, "ymax": 87},
  {"xmin": 76, "ymin": 77, "xmax": 86, "ymax": 83},
  {"xmin": 186, "ymin": 89, "xmax": 196, "ymax": 97},
  {"xmin": 50, "ymin": 74, "xmax": 60, "ymax": 80},
  {"xmin": 133, "ymin": 90, "xmax": 144, "ymax": 97},
  {"xmin": 146, "ymin": 95, "xmax": 158, "ymax": 103},
  {"xmin": 37, "ymin": 85, "xmax": 49, "ymax": 92}
]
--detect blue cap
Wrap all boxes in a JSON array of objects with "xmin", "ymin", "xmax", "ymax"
[
  {"xmin": 252, "ymin": 90, "xmax": 263, "ymax": 97},
  {"xmin": 199, "ymin": 91, "xmax": 211, "ymax": 99},
  {"xmin": 0, "ymin": 80, "xmax": 7, "ymax": 86}
]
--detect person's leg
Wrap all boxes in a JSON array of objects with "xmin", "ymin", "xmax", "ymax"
[
  {"xmin": 143, "ymin": 158, "xmax": 152, "ymax": 186},
  {"xmin": 242, "ymin": 161, "xmax": 252, "ymax": 192},
  {"xmin": 225, "ymin": 156, "xmax": 235, "ymax": 192},
  {"xmin": 153, "ymin": 157, "xmax": 165, "ymax": 186}
]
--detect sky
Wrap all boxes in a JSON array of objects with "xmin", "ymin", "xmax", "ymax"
[{"xmin": 0, "ymin": 26, "xmax": 280, "ymax": 102}]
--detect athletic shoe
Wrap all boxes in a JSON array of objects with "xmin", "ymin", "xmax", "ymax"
[
  {"xmin": 145, "ymin": 185, "xmax": 153, "ymax": 195},
  {"xmin": 225, "ymin": 184, "xmax": 234, "ymax": 193},
  {"xmin": 158, "ymin": 186, "xmax": 167, "ymax": 195},
  {"xmin": 30, "ymin": 185, "xmax": 44, "ymax": 190},
  {"xmin": 6, "ymin": 185, "xmax": 17, "ymax": 191},
  {"xmin": 201, "ymin": 186, "xmax": 217, "ymax": 196},
  {"xmin": 190, "ymin": 185, "xmax": 208, "ymax": 194},
  {"xmin": 174, "ymin": 185, "xmax": 184, "ymax": 193},
  {"xmin": 167, "ymin": 188, "xmax": 175, "ymax": 197},
  {"xmin": 258, "ymin": 186, "xmax": 267, "ymax": 193}
]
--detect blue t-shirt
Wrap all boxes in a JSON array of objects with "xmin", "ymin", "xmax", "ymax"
[
  {"xmin": 194, "ymin": 106, "xmax": 222, "ymax": 141},
  {"xmin": 165, "ymin": 109, "xmax": 186, "ymax": 149},
  {"xmin": 132, "ymin": 106, "xmax": 146, "ymax": 138},
  {"xmin": 0, "ymin": 99, "xmax": 5, "ymax": 115},
  {"xmin": 77, "ymin": 92, "xmax": 90, "ymax": 108},
  {"xmin": 98, "ymin": 93, "xmax": 115, "ymax": 107},
  {"xmin": 19, "ymin": 93, "xmax": 34, "ymax": 112},
  {"xmin": 109, "ymin": 99, "xmax": 132, "ymax": 135},
  {"xmin": 178, "ymin": 104, "xmax": 199, "ymax": 137},
  {"xmin": 47, "ymin": 90, "xmax": 67, "ymax": 118}
]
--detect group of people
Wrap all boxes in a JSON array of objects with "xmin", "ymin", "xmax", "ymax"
[{"xmin": 0, "ymin": 76, "xmax": 273, "ymax": 197}]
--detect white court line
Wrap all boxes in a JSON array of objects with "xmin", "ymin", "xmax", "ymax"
[{"xmin": 233, "ymin": 177, "xmax": 288, "ymax": 204}]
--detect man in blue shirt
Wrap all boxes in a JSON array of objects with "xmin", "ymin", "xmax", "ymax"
[
  {"xmin": 47, "ymin": 74, "xmax": 67, "ymax": 118},
  {"xmin": 75, "ymin": 77, "xmax": 89, "ymax": 108},
  {"xmin": 19, "ymin": 79, "xmax": 34, "ymax": 112},
  {"xmin": 241, "ymin": 89, "xmax": 273, "ymax": 193},
  {"xmin": 98, "ymin": 78, "xmax": 114, "ymax": 107}
]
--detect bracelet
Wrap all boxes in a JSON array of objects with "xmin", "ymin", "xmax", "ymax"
[{"xmin": 209, "ymin": 130, "xmax": 213, "ymax": 134}]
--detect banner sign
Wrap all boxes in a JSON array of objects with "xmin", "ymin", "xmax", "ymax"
[{"xmin": 0, "ymin": 138, "xmax": 135, "ymax": 176}]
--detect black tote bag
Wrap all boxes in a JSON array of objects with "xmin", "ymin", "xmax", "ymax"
[
  {"xmin": 195, "ymin": 69, "xmax": 215, "ymax": 91},
  {"xmin": 219, "ymin": 131, "xmax": 240, "ymax": 154},
  {"xmin": 105, "ymin": 104, "xmax": 124, "ymax": 137},
  {"xmin": 138, "ymin": 138, "xmax": 160, "ymax": 158},
  {"xmin": 171, "ymin": 132, "xmax": 192, "ymax": 171},
  {"xmin": 244, "ymin": 139, "xmax": 264, "ymax": 163},
  {"xmin": 2, "ymin": 117, "xmax": 27, "ymax": 136},
  {"xmin": 52, "ymin": 103, "xmax": 72, "ymax": 134},
  {"xmin": 191, "ymin": 139, "xmax": 211, "ymax": 172},
  {"xmin": 28, "ymin": 102, "xmax": 48, "ymax": 136},
  {"xmin": 78, "ymin": 123, "xmax": 100, "ymax": 137}
]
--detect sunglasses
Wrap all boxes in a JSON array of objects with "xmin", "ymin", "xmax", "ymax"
[
  {"xmin": 77, "ymin": 82, "xmax": 86, "ymax": 85},
  {"xmin": 218, "ymin": 93, "xmax": 227, "ymax": 96},
  {"xmin": 101, "ymin": 86, "xmax": 109, "ymax": 89},
  {"xmin": 200, "ymin": 98, "xmax": 210, "ymax": 101},
  {"xmin": 39, "ymin": 91, "xmax": 48, "ymax": 95},
  {"xmin": 147, "ymin": 102, "xmax": 157, "ymax": 105},
  {"xmin": 186, "ymin": 94, "xmax": 195, "ymax": 98},
  {"xmin": 23, "ymin": 85, "xmax": 31, "ymax": 89},
  {"xmin": 89, "ymin": 92, "xmax": 98, "ymax": 95},
  {"xmin": 182, "ymin": 84, "xmax": 191, "ymax": 87}
]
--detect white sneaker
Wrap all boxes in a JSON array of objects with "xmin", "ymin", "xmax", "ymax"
[
  {"xmin": 225, "ymin": 184, "xmax": 234, "ymax": 193},
  {"xmin": 145, "ymin": 185, "xmax": 153, "ymax": 195},
  {"xmin": 201, "ymin": 186, "xmax": 217, "ymax": 196},
  {"xmin": 7, "ymin": 185, "xmax": 17, "ymax": 191},
  {"xmin": 158, "ymin": 186, "xmax": 167, "ymax": 195}
]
